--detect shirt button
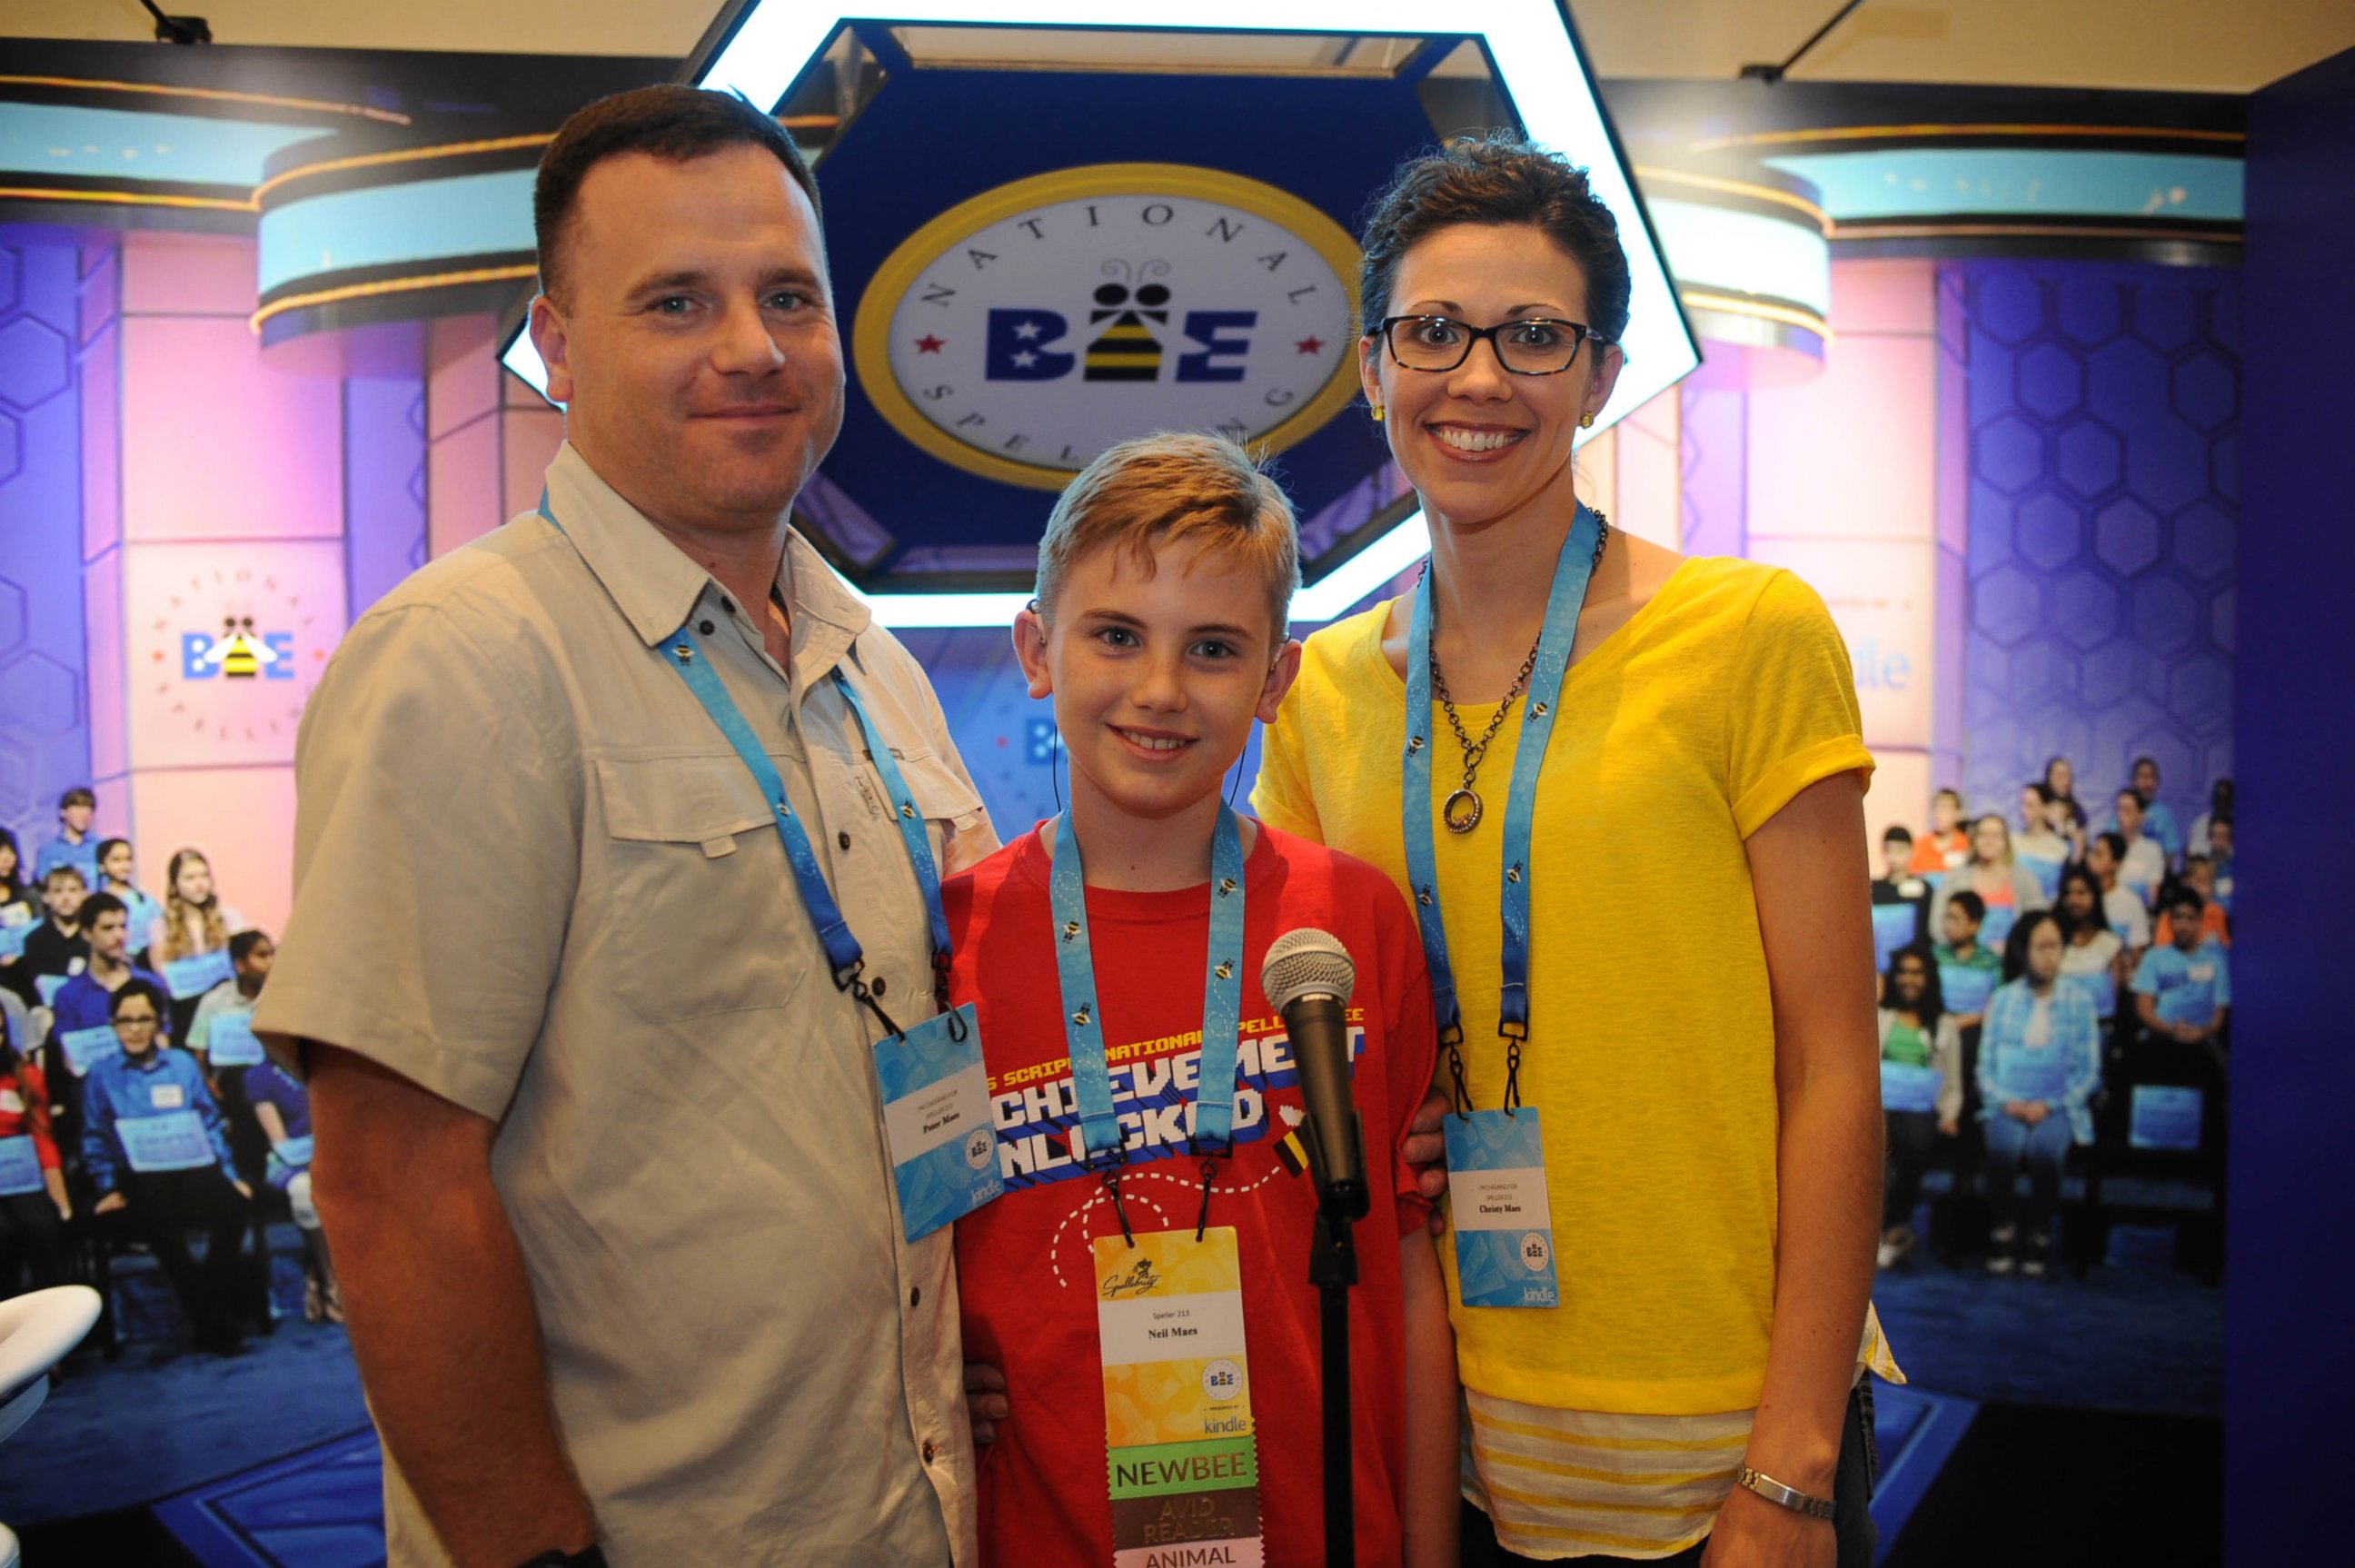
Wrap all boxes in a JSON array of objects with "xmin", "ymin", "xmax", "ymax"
[
  {"xmin": 839, "ymin": 830, "xmax": 852, "ymax": 850},
  {"xmin": 909, "ymin": 1285, "xmax": 921, "ymax": 1308},
  {"xmin": 922, "ymin": 1439, "xmax": 938, "ymax": 1464}
]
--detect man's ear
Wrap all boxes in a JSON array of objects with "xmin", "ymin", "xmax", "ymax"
[
  {"xmin": 1256, "ymin": 636, "xmax": 1304, "ymax": 725},
  {"xmin": 528, "ymin": 293, "xmax": 574, "ymax": 405},
  {"xmin": 1012, "ymin": 605, "xmax": 1054, "ymax": 700}
]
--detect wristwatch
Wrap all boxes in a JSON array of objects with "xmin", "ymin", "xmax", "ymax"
[
  {"xmin": 515, "ymin": 1548, "xmax": 608, "ymax": 1568},
  {"xmin": 1735, "ymin": 1465, "xmax": 1837, "ymax": 1521}
]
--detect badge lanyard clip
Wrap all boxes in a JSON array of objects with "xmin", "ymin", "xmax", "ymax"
[{"xmin": 1402, "ymin": 504, "xmax": 1602, "ymax": 1117}]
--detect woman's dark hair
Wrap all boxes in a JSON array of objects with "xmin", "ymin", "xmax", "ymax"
[
  {"xmin": 2002, "ymin": 909, "xmax": 2064, "ymax": 984},
  {"xmin": 0, "ymin": 1007, "xmax": 22, "ymax": 1080},
  {"xmin": 0, "ymin": 825, "xmax": 23, "ymax": 902},
  {"xmin": 2055, "ymin": 863, "xmax": 2111, "ymax": 941},
  {"xmin": 1356, "ymin": 133, "xmax": 1632, "ymax": 345},
  {"xmin": 1886, "ymin": 942, "xmax": 1946, "ymax": 1035},
  {"xmin": 534, "ymin": 84, "xmax": 821, "ymax": 303}
]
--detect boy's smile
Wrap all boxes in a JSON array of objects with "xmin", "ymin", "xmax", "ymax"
[{"xmin": 1017, "ymin": 534, "xmax": 1299, "ymax": 873}]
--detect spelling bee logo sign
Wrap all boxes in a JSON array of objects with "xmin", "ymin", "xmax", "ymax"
[
  {"xmin": 853, "ymin": 164, "xmax": 1362, "ymax": 489},
  {"xmin": 182, "ymin": 616, "xmax": 295, "ymax": 681}
]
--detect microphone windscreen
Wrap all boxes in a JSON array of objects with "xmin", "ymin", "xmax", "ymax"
[{"xmin": 1260, "ymin": 928, "xmax": 1356, "ymax": 1012}]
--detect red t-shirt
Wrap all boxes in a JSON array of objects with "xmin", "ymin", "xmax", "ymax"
[
  {"xmin": 947, "ymin": 822, "xmax": 1437, "ymax": 1568},
  {"xmin": 0, "ymin": 1061, "xmax": 61, "ymax": 1170}
]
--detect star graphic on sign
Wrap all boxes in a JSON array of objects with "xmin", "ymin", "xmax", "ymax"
[
  {"xmin": 1014, "ymin": 320, "xmax": 1043, "ymax": 340},
  {"xmin": 1012, "ymin": 351, "xmax": 1037, "ymax": 368},
  {"xmin": 1296, "ymin": 335, "xmax": 1324, "ymax": 354},
  {"xmin": 915, "ymin": 334, "xmax": 944, "ymax": 353}
]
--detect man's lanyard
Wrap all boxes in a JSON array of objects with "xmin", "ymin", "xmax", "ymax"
[
  {"xmin": 1049, "ymin": 804, "xmax": 1245, "ymax": 1240},
  {"xmin": 536, "ymin": 494, "xmax": 949, "ymax": 1027},
  {"xmin": 1402, "ymin": 503, "xmax": 1602, "ymax": 1113}
]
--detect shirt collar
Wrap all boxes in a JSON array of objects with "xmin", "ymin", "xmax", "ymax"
[{"xmin": 540, "ymin": 443, "xmax": 871, "ymax": 651}]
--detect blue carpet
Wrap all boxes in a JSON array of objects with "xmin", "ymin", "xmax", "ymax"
[
  {"xmin": 1866, "ymin": 1385, "xmax": 1977, "ymax": 1565},
  {"xmin": 154, "ymin": 1429, "xmax": 384, "ymax": 1568}
]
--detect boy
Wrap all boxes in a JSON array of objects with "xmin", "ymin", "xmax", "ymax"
[
  {"xmin": 1871, "ymin": 827, "xmax": 1929, "ymax": 978},
  {"xmin": 945, "ymin": 434, "xmax": 1456, "ymax": 1567},
  {"xmin": 1907, "ymin": 789, "xmax": 1969, "ymax": 875},
  {"xmin": 2112, "ymin": 789, "xmax": 2168, "ymax": 906},
  {"xmin": 48, "ymin": 893, "xmax": 166, "ymax": 1082},
  {"xmin": 12, "ymin": 864, "xmax": 92, "ymax": 1009},
  {"xmin": 2085, "ymin": 832, "xmax": 2153, "ymax": 950},
  {"xmin": 1933, "ymin": 889, "xmax": 2002, "ymax": 1029},
  {"xmin": 2134, "ymin": 886, "xmax": 2230, "ymax": 1047},
  {"xmin": 31, "ymin": 787, "xmax": 99, "ymax": 888},
  {"xmin": 2154, "ymin": 858, "xmax": 2231, "ymax": 948},
  {"xmin": 2123, "ymin": 756, "xmax": 2184, "ymax": 862}
]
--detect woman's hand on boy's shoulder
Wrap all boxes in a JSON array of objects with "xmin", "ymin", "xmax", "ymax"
[{"xmin": 1404, "ymin": 1086, "xmax": 1450, "ymax": 1236}]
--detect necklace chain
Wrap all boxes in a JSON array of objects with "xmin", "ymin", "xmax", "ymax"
[{"xmin": 1426, "ymin": 511, "xmax": 1610, "ymax": 831}]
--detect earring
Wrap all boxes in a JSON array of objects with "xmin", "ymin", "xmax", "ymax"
[
  {"xmin": 1579, "ymin": 412, "xmax": 1595, "ymax": 429},
  {"xmin": 1370, "ymin": 401, "xmax": 1385, "ymax": 422}
]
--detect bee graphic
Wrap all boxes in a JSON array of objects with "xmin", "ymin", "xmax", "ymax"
[
  {"xmin": 1084, "ymin": 260, "xmax": 1171, "ymax": 382},
  {"xmin": 202, "ymin": 616, "xmax": 278, "ymax": 680},
  {"xmin": 1098, "ymin": 1258, "xmax": 1163, "ymax": 1299}
]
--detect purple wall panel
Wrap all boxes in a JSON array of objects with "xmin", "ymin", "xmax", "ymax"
[
  {"xmin": 1949, "ymin": 259, "xmax": 2238, "ymax": 828},
  {"xmin": 0, "ymin": 225, "xmax": 103, "ymax": 848},
  {"xmin": 343, "ymin": 375, "xmax": 429, "ymax": 619}
]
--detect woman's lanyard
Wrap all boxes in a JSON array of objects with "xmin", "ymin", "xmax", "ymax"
[
  {"xmin": 1049, "ymin": 803, "xmax": 1246, "ymax": 1243},
  {"xmin": 1402, "ymin": 503, "xmax": 1603, "ymax": 1115},
  {"xmin": 537, "ymin": 495, "xmax": 950, "ymax": 1033}
]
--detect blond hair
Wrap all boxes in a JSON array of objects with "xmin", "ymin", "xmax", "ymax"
[
  {"xmin": 1034, "ymin": 432, "xmax": 1300, "ymax": 640},
  {"xmin": 159, "ymin": 846, "xmax": 229, "ymax": 965}
]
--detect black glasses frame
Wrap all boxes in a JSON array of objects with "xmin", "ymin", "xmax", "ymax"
[{"xmin": 1373, "ymin": 315, "xmax": 1606, "ymax": 377}]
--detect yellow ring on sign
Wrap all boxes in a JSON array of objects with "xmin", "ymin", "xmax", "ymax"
[{"xmin": 851, "ymin": 162, "xmax": 1363, "ymax": 491}]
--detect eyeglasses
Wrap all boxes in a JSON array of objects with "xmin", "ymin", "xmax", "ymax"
[
  {"xmin": 1374, "ymin": 315, "xmax": 1605, "ymax": 376},
  {"xmin": 114, "ymin": 1014, "xmax": 160, "ymax": 1030}
]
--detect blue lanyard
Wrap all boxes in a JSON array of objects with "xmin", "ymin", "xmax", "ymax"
[
  {"xmin": 537, "ymin": 495, "xmax": 950, "ymax": 1020},
  {"xmin": 1049, "ymin": 805, "xmax": 1246, "ymax": 1229},
  {"xmin": 1402, "ymin": 503, "xmax": 1602, "ymax": 1111}
]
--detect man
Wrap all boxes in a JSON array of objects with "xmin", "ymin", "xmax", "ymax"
[
  {"xmin": 2111, "ymin": 789, "xmax": 2168, "ymax": 908},
  {"xmin": 2134, "ymin": 886, "xmax": 2231, "ymax": 1048},
  {"xmin": 2123, "ymin": 756, "xmax": 2184, "ymax": 863},
  {"xmin": 253, "ymin": 88, "xmax": 1002, "ymax": 1567},
  {"xmin": 31, "ymin": 786, "xmax": 99, "ymax": 887},
  {"xmin": 2086, "ymin": 832, "xmax": 2154, "ymax": 949},
  {"xmin": 48, "ymin": 893, "xmax": 165, "ymax": 1080}
]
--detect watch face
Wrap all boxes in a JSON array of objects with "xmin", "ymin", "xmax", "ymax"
[
  {"xmin": 854, "ymin": 163, "xmax": 1362, "ymax": 489},
  {"xmin": 126, "ymin": 541, "xmax": 347, "ymax": 769}
]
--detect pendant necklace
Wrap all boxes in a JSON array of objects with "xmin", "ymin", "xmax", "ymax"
[{"xmin": 1427, "ymin": 512, "xmax": 1611, "ymax": 834}]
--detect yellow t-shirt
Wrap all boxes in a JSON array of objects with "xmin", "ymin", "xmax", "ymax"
[{"xmin": 1254, "ymin": 555, "xmax": 1874, "ymax": 1414}]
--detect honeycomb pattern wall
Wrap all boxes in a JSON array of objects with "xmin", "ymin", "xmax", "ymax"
[
  {"xmin": 0, "ymin": 229, "xmax": 98, "ymax": 853},
  {"xmin": 1950, "ymin": 260, "xmax": 2238, "ymax": 829}
]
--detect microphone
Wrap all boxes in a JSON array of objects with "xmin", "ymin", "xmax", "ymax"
[{"xmin": 1262, "ymin": 929, "xmax": 1368, "ymax": 1222}]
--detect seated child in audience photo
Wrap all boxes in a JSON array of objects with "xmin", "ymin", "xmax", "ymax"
[
  {"xmin": 1872, "ymin": 826, "xmax": 1930, "ymax": 976},
  {"xmin": 1877, "ymin": 944, "xmax": 1962, "ymax": 1270},
  {"xmin": 2086, "ymin": 832, "xmax": 2154, "ymax": 950},
  {"xmin": 2135, "ymin": 886, "xmax": 2231, "ymax": 1050},
  {"xmin": 0, "ymin": 1009, "xmax": 71, "ymax": 1295},
  {"xmin": 2053, "ymin": 864, "xmax": 2130, "ymax": 1028},
  {"xmin": 943, "ymin": 432, "xmax": 1455, "ymax": 1568},
  {"xmin": 1975, "ymin": 912, "xmax": 2102, "ymax": 1279},
  {"xmin": 13, "ymin": 863, "xmax": 93, "ymax": 1009},
  {"xmin": 1933, "ymin": 889, "xmax": 2002, "ymax": 1028},
  {"xmin": 1908, "ymin": 788, "xmax": 1970, "ymax": 875},
  {"xmin": 49, "ymin": 892, "xmax": 167, "ymax": 1086},
  {"xmin": 32, "ymin": 785, "xmax": 100, "ymax": 887},
  {"xmin": 0, "ymin": 829, "xmax": 36, "ymax": 988},
  {"xmin": 94, "ymin": 837, "xmax": 164, "ymax": 958},
  {"xmin": 1926, "ymin": 815, "xmax": 2047, "ymax": 954},
  {"xmin": 2154, "ymin": 858, "xmax": 2231, "ymax": 948},
  {"xmin": 2111, "ymin": 789, "xmax": 2169, "ymax": 907},
  {"xmin": 2014, "ymin": 783, "xmax": 2072, "ymax": 901},
  {"xmin": 81, "ymin": 978, "xmax": 253, "ymax": 1355}
]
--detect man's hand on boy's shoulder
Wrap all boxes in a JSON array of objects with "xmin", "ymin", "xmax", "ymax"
[{"xmin": 1405, "ymin": 1086, "xmax": 1451, "ymax": 1236}]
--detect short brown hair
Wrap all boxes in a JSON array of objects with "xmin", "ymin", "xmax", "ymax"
[
  {"xmin": 1035, "ymin": 432, "xmax": 1299, "ymax": 641},
  {"xmin": 534, "ymin": 84, "xmax": 822, "ymax": 303}
]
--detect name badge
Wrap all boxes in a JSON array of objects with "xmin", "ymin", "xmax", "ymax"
[
  {"xmin": 0, "ymin": 1088, "xmax": 21, "ymax": 1113},
  {"xmin": 1939, "ymin": 964, "xmax": 1997, "ymax": 1017},
  {"xmin": 150, "ymin": 1082, "xmax": 187, "ymax": 1110},
  {"xmin": 207, "ymin": 1012, "xmax": 265, "ymax": 1068},
  {"xmin": 1446, "ymin": 1107, "xmax": 1560, "ymax": 1309},
  {"xmin": 2128, "ymin": 1086, "xmax": 2202, "ymax": 1151},
  {"xmin": 874, "ymin": 1003, "xmax": 1000, "ymax": 1243},
  {"xmin": 0, "ymin": 1135, "xmax": 44, "ymax": 1196},
  {"xmin": 0, "ymin": 925, "xmax": 26, "ymax": 963},
  {"xmin": 0, "ymin": 903, "xmax": 33, "ymax": 928},
  {"xmin": 58, "ymin": 1025, "xmax": 122, "ymax": 1077},
  {"xmin": 119, "ymin": 1109, "xmax": 214, "ymax": 1173},
  {"xmin": 1870, "ymin": 903, "xmax": 1919, "ymax": 973},
  {"xmin": 35, "ymin": 973, "xmax": 67, "ymax": 1007},
  {"xmin": 1977, "ymin": 905, "xmax": 2019, "ymax": 950},
  {"xmin": 1880, "ymin": 1061, "xmax": 1943, "ymax": 1116},
  {"xmin": 2188, "ymin": 963, "xmax": 2216, "ymax": 984},
  {"xmin": 163, "ymin": 949, "xmax": 235, "ymax": 1000},
  {"xmin": 1095, "ymin": 1226, "xmax": 1263, "ymax": 1567}
]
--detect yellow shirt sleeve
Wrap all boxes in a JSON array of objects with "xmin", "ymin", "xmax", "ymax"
[{"xmin": 1725, "ymin": 570, "xmax": 1876, "ymax": 839}]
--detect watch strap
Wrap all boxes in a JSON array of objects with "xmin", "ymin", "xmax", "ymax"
[
  {"xmin": 1735, "ymin": 1465, "xmax": 1836, "ymax": 1521},
  {"xmin": 514, "ymin": 1548, "xmax": 607, "ymax": 1568}
]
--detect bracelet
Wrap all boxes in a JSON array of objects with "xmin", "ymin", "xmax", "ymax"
[{"xmin": 1735, "ymin": 1465, "xmax": 1836, "ymax": 1521}]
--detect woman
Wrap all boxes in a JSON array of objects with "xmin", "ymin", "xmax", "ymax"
[
  {"xmin": 2043, "ymin": 755, "xmax": 2088, "ymax": 837},
  {"xmin": 2013, "ymin": 784, "xmax": 2072, "ymax": 901},
  {"xmin": 1926, "ymin": 814, "xmax": 2046, "ymax": 954},
  {"xmin": 0, "ymin": 828, "xmax": 37, "ymax": 987},
  {"xmin": 2053, "ymin": 863, "xmax": 2130, "ymax": 1027},
  {"xmin": 1876, "ymin": 946, "xmax": 1962, "ymax": 1271},
  {"xmin": 0, "ymin": 1009, "xmax": 71, "ymax": 1295},
  {"xmin": 1975, "ymin": 912, "xmax": 2102, "ymax": 1277},
  {"xmin": 151, "ymin": 848, "xmax": 248, "ymax": 1038},
  {"xmin": 94, "ymin": 838, "xmax": 163, "ymax": 959},
  {"xmin": 1256, "ymin": 134, "xmax": 1889, "ymax": 1567}
]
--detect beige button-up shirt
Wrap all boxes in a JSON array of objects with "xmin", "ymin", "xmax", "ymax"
[{"xmin": 257, "ymin": 442, "xmax": 997, "ymax": 1567}]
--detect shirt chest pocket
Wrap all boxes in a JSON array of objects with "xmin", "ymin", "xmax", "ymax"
[
  {"xmin": 595, "ymin": 754, "xmax": 815, "ymax": 1024},
  {"xmin": 881, "ymin": 746, "xmax": 989, "ymax": 877}
]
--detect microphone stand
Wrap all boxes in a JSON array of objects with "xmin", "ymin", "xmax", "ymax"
[{"xmin": 1307, "ymin": 1132, "xmax": 1368, "ymax": 1568}]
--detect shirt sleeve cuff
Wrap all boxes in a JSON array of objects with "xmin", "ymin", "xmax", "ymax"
[{"xmin": 1732, "ymin": 737, "xmax": 1877, "ymax": 840}]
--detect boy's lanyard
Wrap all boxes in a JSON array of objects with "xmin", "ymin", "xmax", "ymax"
[
  {"xmin": 1049, "ymin": 803, "xmax": 1245, "ymax": 1241},
  {"xmin": 1402, "ymin": 503, "xmax": 1602, "ymax": 1114},
  {"xmin": 537, "ymin": 494, "xmax": 949, "ymax": 1027}
]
